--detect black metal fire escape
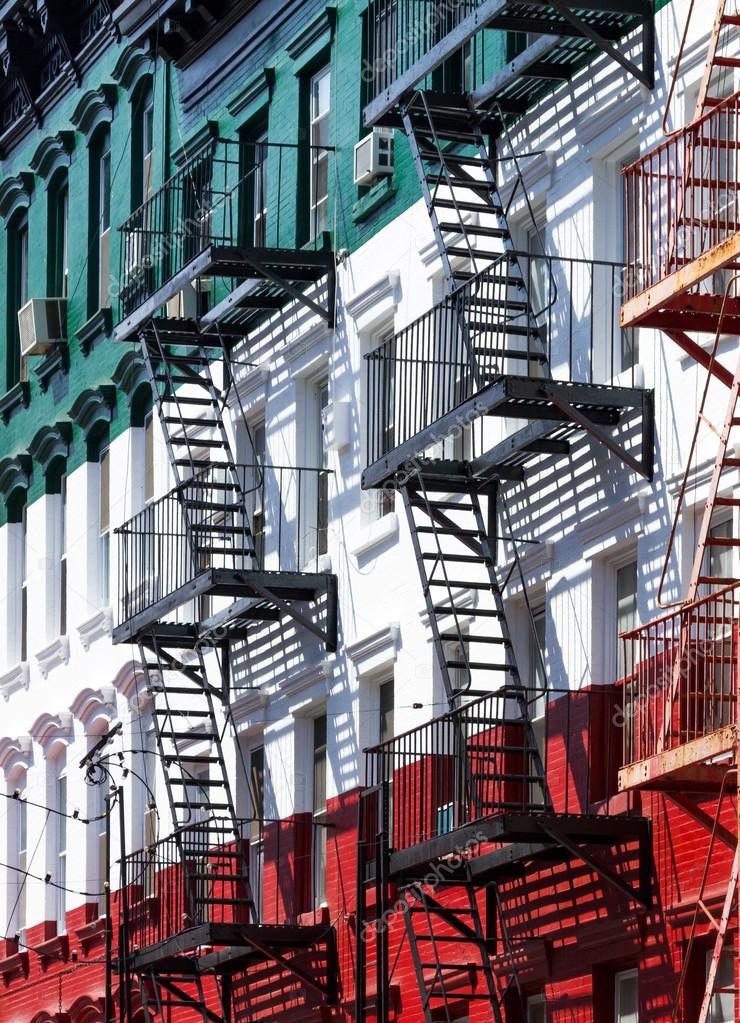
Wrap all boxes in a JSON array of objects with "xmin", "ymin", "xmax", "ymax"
[
  {"xmin": 358, "ymin": 5, "xmax": 655, "ymax": 1021},
  {"xmin": 112, "ymin": 138, "xmax": 338, "ymax": 1021}
]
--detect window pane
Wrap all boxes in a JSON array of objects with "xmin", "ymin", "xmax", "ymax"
[
  {"xmin": 616, "ymin": 560, "xmax": 638, "ymax": 678},
  {"xmin": 707, "ymin": 949, "xmax": 734, "ymax": 1023},
  {"xmin": 615, "ymin": 970, "xmax": 638, "ymax": 1023},
  {"xmin": 100, "ymin": 449, "xmax": 110, "ymax": 532},
  {"xmin": 379, "ymin": 680, "xmax": 394, "ymax": 744},
  {"xmin": 145, "ymin": 414, "xmax": 154, "ymax": 502}
]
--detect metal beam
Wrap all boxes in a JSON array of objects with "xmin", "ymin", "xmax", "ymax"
[
  {"xmin": 665, "ymin": 793, "xmax": 737, "ymax": 851},
  {"xmin": 472, "ymin": 34, "xmax": 563, "ymax": 108},
  {"xmin": 544, "ymin": 389, "xmax": 652, "ymax": 479},
  {"xmin": 548, "ymin": 0, "xmax": 653, "ymax": 88},
  {"xmin": 664, "ymin": 329, "xmax": 735, "ymax": 389},
  {"xmin": 537, "ymin": 820, "xmax": 651, "ymax": 909}
]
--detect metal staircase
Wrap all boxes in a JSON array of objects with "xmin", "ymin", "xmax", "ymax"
[
  {"xmin": 140, "ymin": 631, "xmax": 256, "ymax": 925},
  {"xmin": 401, "ymin": 462, "xmax": 549, "ymax": 798},
  {"xmin": 402, "ymin": 882, "xmax": 503, "ymax": 1023},
  {"xmin": 141, "ymin": 969, "xmax": 223, "ymax": 1023}
]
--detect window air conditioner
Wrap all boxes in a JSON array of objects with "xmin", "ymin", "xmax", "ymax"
[
  {"xmin": 18, "ymin": 298, "xmax": 68, "ymax": 357},
  {"xmin": 353, "ymin": 128, "xmax": 395, "ymax": 187}
]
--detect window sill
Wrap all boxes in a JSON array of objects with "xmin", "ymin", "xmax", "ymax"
[
  {"xmin": 0, "ymin": 948, "xmax": 29, "ymax": 985},
  {"xmin": 350, "ymin": 512, "xmax": 399, "ymax": 559},
  {"xmin": 0, "ymin": 661, "xmax": 29, "ymax": 701},
  {"xmin": 0, "ymin": 381, "xmax": 30, "ymax": 424},
  {"xmin": 34, "ymin": 342, "xmax": 69, "ymax": 393},
  {"xmin": 36, "ymin": 932, "xmax": 69, "ymax": 970},
  {"xmin": 77, "ymin": 607, "xmax": 113, "ymax": 651},
  {"xmin": 35, "ymin": 634, "xmax": 70, "ymax": 679},
  {"xmin": 76, "ymin": 307, "xmax": 112, "ymax": 356},
  {"xmin": 352, "ymin": 176, "xmax": 396, "ymax": 224}
]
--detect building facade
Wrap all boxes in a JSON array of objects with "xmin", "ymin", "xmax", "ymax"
[{"xmin": 0, "ymin": 1, "xmax": 736, "ymax": 1021}]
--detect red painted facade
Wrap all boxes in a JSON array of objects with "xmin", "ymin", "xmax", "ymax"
[{"xmin": 0, "ymin": 691, "xmax": 732, "ymax": 1023}]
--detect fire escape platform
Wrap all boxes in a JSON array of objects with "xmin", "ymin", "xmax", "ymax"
[
  {"xmin": 621, "ymin": 234, "xmax": 740, "ymax": 332},
  {"xmin": 618, "ymin": 726, "xmax": 738, "ymax": 794},
  {"xmin": 363, "ymin": 0, "xmax": 653, "ymax": 128},
  {"xmin": 114, "ymin": 243, "xmax": 335, "ymax": 344},
  {"xmin": 126, "ymin": 921, "xmax": 331, "ymax": 975},
  {"xmin": 112, "ymin": 569, "xmax": 336, "ymax": 645},
  {"xmin": 363, "ymin": 375, "xmax": 651, "ymax": 489}
]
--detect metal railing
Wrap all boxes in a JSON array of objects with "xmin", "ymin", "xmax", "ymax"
[
  {"xmin": 623, "ymin": 90, "xmax": 740, "ymax": 304},
  {"xmin": 365, "ymin": 252, "xmax": 632, "ymax": 467},
  {"xmin": 116, "ymin": 462, "xmax": 332, "ymax": 626},
  {"xmin": 619, "ymin": 582, "xmax": 740, "ymax": 768},
  {"xmin": 363, "ymin": 686, "xmax": 623, "ymax": 855},
  {"xmin": 115, "ymin": 137, "xmax": 333, "ymax": 320},
  {"xmin": 121, "ymin": 816, "xmax": 332, "ymax": 950}
]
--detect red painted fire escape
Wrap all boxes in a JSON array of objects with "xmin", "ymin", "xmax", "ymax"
[{"xmin": 620, "ymin": 3, "xmax": 740, "ymax": 1018}]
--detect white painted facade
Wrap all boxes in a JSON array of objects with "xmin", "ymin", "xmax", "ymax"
[{"xmin": 0, "ymin": 0, "xmax": 731, "ymax": 945}]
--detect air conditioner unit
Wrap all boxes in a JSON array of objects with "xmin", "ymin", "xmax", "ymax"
[
  {"xmin": 18, "ymin": 298, "xmax": 67, "ymax": 357},
  {"xmin": 354, "ymin": 128, "xmax": 395, "ymax": 187}
]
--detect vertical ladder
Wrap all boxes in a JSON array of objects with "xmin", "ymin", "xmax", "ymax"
[{"xmin": 402, "ymin": 879, "xmax": 502, "ymax": 1023}]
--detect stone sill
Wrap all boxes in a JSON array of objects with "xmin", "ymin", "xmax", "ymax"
[
  {"xmin": 352, "ymin": 176, "xmax": 396, "ymax": 224},
  {"xmin": 36, "ymin": 932, "xmax": 69, "ymax": 970},
  {"xmin": 350, "ymin": 512, "xmax": 399, "ymax": 559}
]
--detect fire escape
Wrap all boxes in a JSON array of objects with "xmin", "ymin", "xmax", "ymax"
[
  {"xmin": 358, "ymin": 3, "xmax": 655, "ymax": 1021},
  {"xmin": 111, "ymin": 137, "xmax": 338, "ymax": 1020},
  {"xmin": 619, "ymin": 3, "xmax": 740, "ymax": 1019}
]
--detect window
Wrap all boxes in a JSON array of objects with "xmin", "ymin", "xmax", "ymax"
[
  {"xmin": 373, "ymin": 332, "xmax": 395, "ymax": 517},
  {"xmin": 88, "ymin": 764, "xmax": 109, "ymax": 916},
  {"xmin": 706, "ymin": 949, "xmax": 734, "ymax": 1023},
  {"xmin": 529, "ymin": 607, "xmax": 546, "ymax": 804},
  {"xmin": 19, "ymin": 505, "xmax": 28, "ymax": 664},
  {"xmin": 527, "ymin": 994, "xmax": 546, "ymax": 1023},
  {"xmin": 316, "ymin": 380, "xmax": 329, "ymax": 557},
  {"xmin": 6, "ymin": 213, "xmax": 28, "ymax": 389},
  {"xmin": 55, "ymin": 771, "xmax": 67, "ymax": 933},
  {"xmin": 90, "ymin": 130, "xmax": 111, "ymax": 313},
  {"xmin": 144, "ymin": 410, "xmax": 155, "ymax": 504},
  {"xmin": 379, "ymin": 679, "xmax": 394, "ymax": 744},
  {"xmin": 49, "ymin": 176, "xmax": 69, "ymax": 297},
  {"xmin": 10, "ymin": 789, "xmax": 27, "ymax": 941},
  {"xmin": 309, "ymin": 67, "xmax": 331, "ymax": 238},
  {"xmin": 704, "ymin": 520, "xmax": 735, "ymax": 731},
  {"xmin": 99, "ymin": 445, "xmax": 110, "ymax": 605},
  {"xmin": 250, "ymin": 420, "xmax": 266, "ymax": 567},
  {"xmin": 615, "ymin": 969, "xmax": 638, "ymax": 1023},
  {"xmin": 242, "ymin": 128, "xmax": 269, "ymax": 247},
  {"xmin": 312, "ymin": 714, "xmax": 327, "ymax": 906},
  {"xmin": 137, "ymin": 83, "xmax": 155, "ymax": 206},
  {"xmin": 616, "ymin": 560, "xmax": 638, "ymax": 679},
  {"xmin": 59, "ymin": 473, "xmax": 67, "ymax": 636},
  {"xmin": 248, "ymin": 746, "xmax": 265, "ymax": 918},
  {"xmin": 620, "ymin": 154, "xmax": 639, "ymax": 371}
]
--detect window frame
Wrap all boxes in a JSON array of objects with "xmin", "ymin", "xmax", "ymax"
[
  {"xmin": 6, "ymin": 209, "xmax": 29, "ymax": 390},
  {"xmin": 614, "ymin": 967, "xmax": 639, "ymax": 1023},
  {"xmin": 312, "ymin": 713, "xmax": 328, "ymax": 907},
  {"xmin": 55, "ymin": 767, "xmax": 68, "ymax": 934},
  {"xmin": 308, "ymin": 65, "xmax": 331, "ymax": 239}
]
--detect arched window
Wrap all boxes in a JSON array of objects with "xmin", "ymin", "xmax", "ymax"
[
  {"xmin": 6, "ymin": 208, "xmax": 28, "ymax": 389},
  {"xmin": 131, "ymin": 77, "xmax": 154, "ymax": 211},
  {"xmin": 48, "ymin": 169, "xmax": 69, "ymax": 298},
  {"xmin": 89, "ymin": 127, "xmax": 111, "ymax": 314}
]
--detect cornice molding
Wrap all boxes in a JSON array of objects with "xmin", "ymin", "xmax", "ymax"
[
  {"xmin": 71, "ymin": 83, "xmax": 117, "ymax": 142},
  {"xmin": 112, "ymin": 44, "xmax": 154, "ymax": 92},
  {"xmin": 346, "ymin": 623, "xmax": 400, "ymax": 679},
  {"xmin": 0, "ymin": 170, "xmax": 34, "ymax": 223},
  {"xmin": 29, "ymin": 130, "xmax": 75, "ymax": 185},
  {"xmin": 0, "ymin": 453, "xmax": 32, "ymax": 511},
  {"xmin": 76, "ymin": 306, "xmax": 112, "ymax": 355},
  {"xmin": 278, "ymin": 658, "xmax": 333, "ymax": 701},
  {"xmin": 69, "ymin": 686, "xmax": 116, "ymax": 732},
  {"xmin": 0, "ymin": 736, "xmax": 33, "ymax": 779},
  {"xmin": 30, "ymin": 711, "xmax": 73, "ymax": 756},
  {"xmin": 578, "ymin": 494, "xmax": 647, "ymax": 560},
  {"xmin": 286, "ymin": 5, "xmax": 336, "ymax": 65},
  {"xmin": 111, "ymin": 660, "xmax": 149, "ymax": 711},
  {"xmin": 227, "ymin": 66, "xmax": 275, "ymax": 120},
  {"xmin": 171, "ymin": 119, "xmax": 218, "ymax": 168},
  {"xmin": 344, "ymin": 270, "xmax": 401, "ymax": 333},
  {"xmin": 28, "ymin": 421, "xmax": 71, "ymax": 480},
  {"xmin": 68, "ymin": 385, "xmax": 116, "ymax": 442},
  {"xmin": 112, "ymin": 350, "xmax": 149, "ymax": 406}
]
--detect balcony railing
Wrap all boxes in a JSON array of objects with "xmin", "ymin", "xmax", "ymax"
[
  {"xmin": 619, "ymin": 583, "xmax": 740, "ymax": 770},
  {"xmin": 116, "ymin": 462, "xmax": 332, "ymax": 627},
  {"xmin": 623, "ymin": 91, "xmax": 740, "ymax": 308},
  {"xmin": 363, "ymin": 686, "xmax": 622, "ymax": 856},
  {"xmin": 121, "ymin": 817, "xmax": 331, "ymax": 950},
  {"xmin": 365, "ymin": 252, "xmax": 633, "ymax": 469},
  {"xmin": 115, "ymin": 137, "xmax": 333, "ymax": 321}
]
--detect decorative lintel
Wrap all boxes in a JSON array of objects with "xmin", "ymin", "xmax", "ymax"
[
  {"xmin": 29, "ymin": 130, "xmax": 75, "ymax": 185},
  {"xmin": 28, "ymin": 421, "xmax": 72, "ymax": 481},
  {"xmin": 68, "ymin": 384, "xmax": 116, "ymax": 443},
  {"xmin": 71, "ymin": 83, "xmax": 117, "ymax": 142},
  {"xmin": 226, "ymin": 66, "xmax": 275, "ymax": 120},
  {"xmin": 0, "ymin": 171, "xmax": 34, "ymax": 224},
  {"xmin": 111, "ymin": 43, "xmax": 154, "ymax": 92},
  {"xmin": 286, "ymin": 6, "xmax": 336, "ymax": 66}
]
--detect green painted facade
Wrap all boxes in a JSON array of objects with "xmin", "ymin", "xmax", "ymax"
[{"xmin": 0, "ymin": 0, "xmax": 668, "ymax": 523}]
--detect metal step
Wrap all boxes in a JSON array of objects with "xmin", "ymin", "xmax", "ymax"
[
  {"xmin": 439, "ymin": 633, "xmax": 509, "ymax": 644},
  {"xmin": 433, "ymin": 197, "xmax": 503, "ymax": 215},
  {"xmin": 445, "ymin": 660, "xmax": 515, "ymax": 671},
  {"xmin": 433, "ymin": 606, "xmax": 502, "ymax": 617},
  {"xmin": 170, "ymin": 437, "xmax": 225, "ymax": 448},
  {"xmin": 438, "ymin": 222, "xmax": 508, "ymax": 238}
]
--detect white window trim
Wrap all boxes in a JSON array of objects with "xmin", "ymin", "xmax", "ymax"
[{"xmin": 615, "ymin": 967, "xmax": 638, "ymax": 1023}]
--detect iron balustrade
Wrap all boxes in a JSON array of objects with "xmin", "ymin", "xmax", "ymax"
[
  {"xmin": 120, "ymin": 816, "xmax": 332, "ymax": 950},
  {"xmin": 623, "ymin": 91, "xmax": 740, "ymax": 305},
  {"xmin": 115, "ymin": 462, "xmax": 333, "ymax": 626},
  {"xmin": 363, "ymin": 686, "xmax": 623, "ymax": 856},
  {"xmin": 115, "ymin": 137, "xmax": 334, "ymax": 320},
  {"xmin": 365, "ymin": 251, "xmax": 632, "ymax": 468},
  {"xmin": 619, "ymin": 582, "xmax": 740, "ymax": 768}
]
